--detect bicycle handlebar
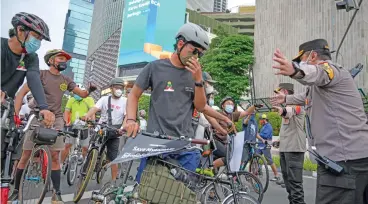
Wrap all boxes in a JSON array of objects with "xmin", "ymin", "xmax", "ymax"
[
  {"xmin": 245, "ymin": 140, "xmax": 272, "ymax": 148},
  {"xmin": 140, "ymin": 131, "xmax": 210, "ymax": 145}
]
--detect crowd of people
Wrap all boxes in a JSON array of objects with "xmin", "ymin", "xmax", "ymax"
[{"xmin": 1, "ymin": 11, "xmax": 368, "ymax": 204}]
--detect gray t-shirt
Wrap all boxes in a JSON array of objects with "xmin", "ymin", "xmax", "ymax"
[{"xmin": 135, "ymin": 59, "xmax": 195, "ymax": 138}]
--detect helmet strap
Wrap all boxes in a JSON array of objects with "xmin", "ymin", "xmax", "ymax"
[
  {"xmin": 177, "ymin": 41, "xmax": 189, "ymax": 66},
  {"xmin": 14, "ymin": 27, "xmax": 29, "ymax": 53}
]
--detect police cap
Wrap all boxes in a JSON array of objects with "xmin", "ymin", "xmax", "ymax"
[{"xmin": 292, "ymin": 39, "xmax": 330, "ymax": 63}]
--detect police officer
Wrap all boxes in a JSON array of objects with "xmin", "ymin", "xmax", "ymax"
[
  {"xmin": 273, "ymin": 83, "xmax": 306, "ymax": 204},
  {"xmin": 271, "ymin": 39, "xmax": 368, "ymax": 204}
]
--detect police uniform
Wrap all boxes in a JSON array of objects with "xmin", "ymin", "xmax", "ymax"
[
  {"xmin": 276, "ymin": 83, "xmax": 306, "ymax": 204},
  {"xmin": 287, "ymin": 39, "xmax": 368, "ymax": 204}
]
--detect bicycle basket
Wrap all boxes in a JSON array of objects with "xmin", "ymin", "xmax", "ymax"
[
  {"xmin": 138, "ymin": 161, "xmax": 197, "ymax": 204},
  {"xmin": 30, "ymin": 126, "xmax": 58, "ymax": 145}
]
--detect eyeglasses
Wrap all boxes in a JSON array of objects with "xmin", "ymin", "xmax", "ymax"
[{"xmin": 187, "ymin": 42, "xmax": 204, "ymax": 58}]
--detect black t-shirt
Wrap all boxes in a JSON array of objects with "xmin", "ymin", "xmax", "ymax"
[{"xmin": 1, "ymin": 38, "xmax": 47, "ymax": 109}]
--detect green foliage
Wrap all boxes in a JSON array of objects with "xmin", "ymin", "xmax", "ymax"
[
  {"xmin": 272, "ymin": 155, "xmax": 317, "ymax": 172},
  {"xmin": 210, "ymin": 26, "xmax": 229, "ymax": 49},
  {"xmin": 138, "ymin": 94, "xmax": 150, "ymax": 120},
  {"xmin": 201, "ymin": 34, "xmax": 254, "ymax": 104},
  {"xmin": 235, "ymin": 112, "xmax": 282, "ymax": 136}
]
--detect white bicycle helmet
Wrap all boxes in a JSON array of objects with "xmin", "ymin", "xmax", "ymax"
[{"xmin": 176, "ymin": 23, "xmax": 210, "ymax": 50}]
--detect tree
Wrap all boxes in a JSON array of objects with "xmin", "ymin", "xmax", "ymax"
[
  {"xmin": 201, "ymin": 34, "xmax": 254, "ymax": 104},
  {"xmin": 210, "ymin": 25, "xmax": 229, "ymax": 49}
]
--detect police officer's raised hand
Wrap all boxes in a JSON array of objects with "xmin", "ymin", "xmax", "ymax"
[
  {"xmin": 270, "ymin": 91, "xmax": 286, "ymax": 106},
  {"xmin": 124, "ymin": 119, "xmax": 139, "ymax": 138},
  {"xmin": 185, "ymin": 57, "xmax": 203, "ymax": 82},
  {"xmin": 40, "ymin": 110, "xmax": 55, "ymax": 128},
  {"xmin": 272, "ymin": 49, "xmax": 294, "ymax": 76}
]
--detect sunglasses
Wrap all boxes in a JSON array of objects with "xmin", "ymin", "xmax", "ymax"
[{"xmin": 187, "ymin": 42, "xmax": 204, "ymax": 58}]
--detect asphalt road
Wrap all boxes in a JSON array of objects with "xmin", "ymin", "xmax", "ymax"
[{"xmin": 19, "ymin": 160, "xmax": 316, "ymax": 204}]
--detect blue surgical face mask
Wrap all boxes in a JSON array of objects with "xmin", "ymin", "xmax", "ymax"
[
  {"xmin": 224, "ymin": 105, "xmax": 234, "ymax": 114},
  {"xmin": 25, "ymin": 35, "xmax": 41, "ymax": 53},
  {"xmin": 74, "ymin": 95, "xmax": 82, "ymax": 101},
  {"xmin": 209, "ymin": 98, "xmax": 214, "ymax": 106}
]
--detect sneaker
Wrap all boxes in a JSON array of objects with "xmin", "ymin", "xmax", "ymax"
[
  {"xmin": 270, "ymin": 176, "xmax": 281, "ymax": 182},
  {"xmin": 276, "ymin": 178, "xmax": 284, "ymax": 185},
  {"xmin": 7, "ymin": 190, "xmax": 19, "ymax": 204},
  {"xmin": 51, "ymin": 191, "xmax": 64, "ymax": 204}
]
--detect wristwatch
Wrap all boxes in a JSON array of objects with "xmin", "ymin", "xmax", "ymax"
[{"xmin": 194, "ymin": 81, "xmax": 204, "ymax": 87}]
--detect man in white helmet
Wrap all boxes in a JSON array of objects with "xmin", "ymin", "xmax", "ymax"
[{"xmin": 124, "ymin": 23, "xmax": 232, "ymax": 183}]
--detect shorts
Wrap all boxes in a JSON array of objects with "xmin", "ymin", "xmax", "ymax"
[
  {"xmin": 23, "ymin": 117, "xmax": 65, "ymax": 151},
  {"xmin": 135, "ymin": 149, "xmax": 201, "ymax": 183},
  {"xmin": 213, "ymin": 140, "xmax": 227, "ymax": 165},
  {"xmin": 257, "ymin": 147, "xmax": 273, "ymax": 165},
  {"xmin": 104, "ymin": 137, "xmax": 120, "ymax": 161},
  {"xmin": 64, "ymin": 129, "xmax": 90, "ymax": 147}
]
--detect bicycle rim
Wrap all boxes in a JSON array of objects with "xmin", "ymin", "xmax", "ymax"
[
  {"xmin": 249, "ymin": 155, "xmax": 269, "ymax": 193},
  {"xmin": 201, "ymin": 183, "xmax": 232, "ymax": 204},
  {"xmin": 234, "ymin": 171, "xmax": 263, "ymax": 203},
  {"xmin": 67, "ymin": 155, "xmax": 78, "ymax": 186},
  {"xmin": 223, "ymin": 191, "xmax": 260, "ymax": 204},
  {"xmin": 19, "ymin": 146, "xmax": 51, "ymax": 204},
  {"xmin": 73, "ymin": 148, "xmax": 98, "ymax": 202},
  {"xmin": 96, "ymin": 151, "xmax": 107, "ymax": 184}
]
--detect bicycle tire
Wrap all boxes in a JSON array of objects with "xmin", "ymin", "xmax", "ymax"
[
  {"xmin": 19, "ymin": 145, "xmax": 51, "ymax": 204},
  {"xmin": 249, "ymin": 154, "xmax": 269, "ymax": 193},
  {"xmin": 98, "ymin": 181, "xmax": 117, "ymax": 203},
  {"xmin": 201, "ymin": 182, "xmax": 232, "ymax": 204},
  {"xmin": 234, "ymin": 171, "xmax": 264, "ymax": 203},
  {"xmin": 223, "ymin": 191, "xmax": 260, "ymax": 204},
  {"xmin": 66, "ymin": 155, "xmax": 78, "ymax": 186},
  {"xmin": 73, "ymin": 148, "xmax": 98, "ymax": 203},
  {"xmin": 96, "ymin": 150, "xmax": 107, "ymax": 184}
]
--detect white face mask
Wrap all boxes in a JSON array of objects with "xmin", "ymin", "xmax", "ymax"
[
  {"xmin": 205, "ymin": 85, "xmax": 214, "ymax": 95},
  {"xmin": 209, "ymin": 98, "xmax": 214, "ymax": 106},
  {"xmin": 113, "ymin": 89, "xmax": 123, "ymax": 97},
  {"xmin": 299, "ymin": 51, "xmax": 313, "ymax": 66}
]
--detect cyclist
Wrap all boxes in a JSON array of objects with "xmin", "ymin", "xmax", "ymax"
[
  {"xmin": 256, "ymin": 114, "xmax": 281, "ymax": 182},
  {"xmin": 84, "ymin": 77, "xmax": 127, "ymax": 183},
  {"xmin": 10, "ymin": 49, "xmax": 96, "ymax": 203},
  {"xmin": 124, "ymin": 23, "xmax": 234, "ymax": 183},
  {"xmin": 138, "ymin": 110, "xmax": 147, "ymax": 131},
  {"xmin": 1, "ymin": 12, "xmax": 55, "ymax": 172},
  {"xmin": 61, "ymin": 85, "xmax": 95, "ymax": 164}
]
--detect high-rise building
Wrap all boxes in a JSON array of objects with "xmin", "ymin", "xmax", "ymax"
[
  {"xmin": 62, "ymin": 0, "xmax": 94, "ymax": 84},
  {"xmin": 213, "ymin": 0, "xmax": 227, "ymax": 12},
  {"xmin": 186, "ymin": 0, "xmax": 214, "ymax": 12},
  {"xmin": 253, "ymin": 0, "xmax": 368, "ymax": 98}
]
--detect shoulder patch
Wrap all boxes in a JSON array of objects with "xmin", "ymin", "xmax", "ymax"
[
  {"xmin": 295, "ymin": 105, "xmax": 301, "ymax": 115},
  {"xmin": 321, "ymin": 62, "xmax": 334, "ymax": 80}
]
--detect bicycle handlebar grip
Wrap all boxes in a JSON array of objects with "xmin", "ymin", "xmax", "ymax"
[{"xmin": 190, "ymin": 139, "xmax": 210, "ymax": 145}]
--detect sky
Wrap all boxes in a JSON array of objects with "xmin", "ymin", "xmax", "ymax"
[
  {"xmin": 1, "ymin": 0, "xmax": 70, "ymax": 70},
  {"xmin": 0, "ymin": 0, "xmax": 254, "ymax": 70}
]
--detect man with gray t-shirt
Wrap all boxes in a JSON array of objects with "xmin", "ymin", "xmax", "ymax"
[{"xmin": 124, "ymin": 23, "xmax": 232, "ymax": 183}]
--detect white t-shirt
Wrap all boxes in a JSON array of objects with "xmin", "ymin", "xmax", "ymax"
[
  {"xmin": 139, "ymin": 117, "xmax": 147, "ymax": 131},
  {"xmin": 95, "ymin": 96, "xmax": 127, "ymax": 125},
  {"xmin": 19, "ymin": 104, "xmax": 31, "ymax": 117}
]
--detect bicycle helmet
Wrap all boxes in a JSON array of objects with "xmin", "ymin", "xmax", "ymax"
[
  {"xmin": 176, "ymin": 23, "xmax": 210, "ymax": 50},
  {"xmin": 11, "ymin": 12, "xmax": 50, "ymax": 41},
  {"xmin": 44, "ymin": 49, "xmax": 72, "ymax": 65},
  {"xmin": 220, "ymin": 96, "xmax": 237, "ymax": 110},
  {"xmin": 110, "ymin": 77, "xmax": 125, "ymax": 86}
]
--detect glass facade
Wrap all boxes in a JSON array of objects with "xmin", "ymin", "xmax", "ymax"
[{"xmin": 62, "ymin": 0, "xmax": 94, "ymax": 84}]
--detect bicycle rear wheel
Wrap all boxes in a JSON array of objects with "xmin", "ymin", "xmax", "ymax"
[
  {"xmin": 19, "ymin": 145, "xmax": 51, "ymax": 204},
  {"xmin": 73, "ymin": 148, "xmax": 98, "ymax": 203},
  {"xmin": 234, "ymin": 171, "xmax": 264, "ymax": 203},
  {"xmin": 66, "ymin": 155, "xmax": 79, "ymax": 186},
  {"xmin": 249, "ymin": 154, "xmax": 269, "ymax": 193},
  {"xmin": 223, "ymin": 192, "xmax": 260, "ymax": 204},
  {"xmin": 96, "ymin": 150, "xmax": 107, "ymax": 184},
  {"xmin": 201, "ymin": 182, "xmax": 232, "ymax": 204}
]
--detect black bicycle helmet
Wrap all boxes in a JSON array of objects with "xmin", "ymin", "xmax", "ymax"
[
  {"xmin": 220, "ymin": 96, "xmax": 237, "ymax": 111},
  {"xmin": 11, "ymin": 12, "xmax": 50, "ymax": 41}
]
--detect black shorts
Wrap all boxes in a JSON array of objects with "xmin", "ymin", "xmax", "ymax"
[
  {"xmin": 105, "ymin": 137, "xmax": 120, "ymax": 161},
  {"xmin": 213, "ymin": 140, "xmax": 228, "ymax": 165}
]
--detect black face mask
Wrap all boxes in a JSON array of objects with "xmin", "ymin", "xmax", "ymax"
[{"xmin": 55, "ymin": 62, "xmax": 67, "ymax": 71}]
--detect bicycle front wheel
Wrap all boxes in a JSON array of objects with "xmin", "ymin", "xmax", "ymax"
[
  {"xmin": 201, "ymin": 182, "xmax": 232, "ymax": 204},
  {"xmin": 223, "ymin": 191, "xmax": 260, "ymax": 204},
  {"xmin": 234, "ymin": 171, "xmax": 264, "ymax": 203},
  {"xmin": 66, "ymin": 155, "xmax": 79, "ymax": 186},
  {"xmin": 249, "ymin": 154, "xmax": 269, "ymax": 193},
  {"xmin": 96, "ymin": 150, "xmax": 108, "ymax": 184},
  {"xmin": 19, "ymin": 145, "xmax": 52, "ymax": 204},
  {"xmin": 73, "ymin": 148, "xmax": 98, "ymax": 203}
]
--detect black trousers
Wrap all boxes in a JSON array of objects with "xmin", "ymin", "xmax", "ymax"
[
  {"xmin": 316, "ymin": 157, "xmax": 368, "ymax": 204},
  {"xmin": 280, "ymin": 152, "xmax": 306, "ymax": 204}
]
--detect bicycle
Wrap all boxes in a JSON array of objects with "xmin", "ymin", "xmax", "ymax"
[
  {"xmin": 240, "ymin": 141, "xmax": 271, "ymax": 193},
  {"xmin": 73, "ymin": 121, "xmax": 120, "ymax": 203},
  {"xmin": 63, "ymin": 120, "xmax": 89, "ymax": 186},
  {"xmin": 13, "ymin": 112, "xmax": 74, "ymax": 204},
  {"xmin": 91, "ymin": 131, "xmax": 261, "ymax": 204}
]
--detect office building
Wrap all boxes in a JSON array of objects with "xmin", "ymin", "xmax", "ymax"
[
  {"xmin": 187, "ymin": 0, "xmax": 214, "ymax": 12},
  {"xmin": 253, "ymin": 0, "xmax": 368, "ymax": 98},
  {"xmin": 213, "ymin": 0, "xmax": 227, "ymax": 12},
  {"xmin": 62, "ymin": 0, "xmax": 94, "ymax": 84}
]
